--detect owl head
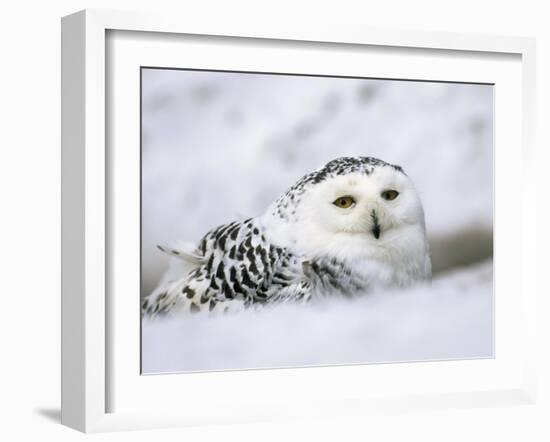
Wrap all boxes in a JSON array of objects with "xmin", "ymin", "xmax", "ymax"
[{"xmin": 266, "ymin": 157, "xmax": 430, "ymax": 266}]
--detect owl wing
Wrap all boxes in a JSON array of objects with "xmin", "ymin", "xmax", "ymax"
[
  {"xmin": 302, "ymin": 257, "xmax": 370, "ymax": 297},
  {"xmin": 142, "ymin": 218, "xmax": 310, "ymax": 317}
]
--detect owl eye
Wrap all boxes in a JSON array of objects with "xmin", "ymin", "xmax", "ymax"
[
  {"xmin": 332, "ymin": 196, "xmax": 355, "ymax": 209},
  {"xmin": 381, "ymin": 190, "xmax": 399, "ymax": 201}
]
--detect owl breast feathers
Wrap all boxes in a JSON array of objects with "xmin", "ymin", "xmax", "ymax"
[{"xmin": 143, "ymin": 156, "xmax": 432, "ymax": 317}]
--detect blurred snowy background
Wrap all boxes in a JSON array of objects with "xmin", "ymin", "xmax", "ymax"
[{"xmin": 141, "ymin": 68, "xmax": 493, "ymax": 373}]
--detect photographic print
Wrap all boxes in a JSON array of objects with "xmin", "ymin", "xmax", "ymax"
[{"xmin": 140, "ymin": 68, "xmax": 493, "ymax": 374}]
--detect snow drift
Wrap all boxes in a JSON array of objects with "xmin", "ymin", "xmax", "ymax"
[{"xmin": 142, "ymin": 260, "xmax": 493, "ymax": 373}]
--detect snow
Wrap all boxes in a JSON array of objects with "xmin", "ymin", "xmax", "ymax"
[
  {"xmin": 142, "ymin": 260, "xmax": 493, "ymax": 373},
  {"xmin": 140, "ymin": 69, "xmax": 494, "ymax": 373}
]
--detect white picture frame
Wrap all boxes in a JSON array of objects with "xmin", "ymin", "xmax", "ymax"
[{"xmin": 61, "ymin": 9, "xmax": 537, "ymax": 433}]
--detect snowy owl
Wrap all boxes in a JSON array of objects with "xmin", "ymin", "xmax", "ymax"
[{"xmin": 142, "ymin": 156, "xmax": 431, "ymax": 317}]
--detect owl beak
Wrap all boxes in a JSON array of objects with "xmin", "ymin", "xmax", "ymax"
[{"xmin": 371, "ymin": 210, "xmax": 381, "ymax": 239}]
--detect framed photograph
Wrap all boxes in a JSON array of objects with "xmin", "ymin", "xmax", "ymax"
[{"xmin": 61, "ymin": 9, "xmax": 537, "ymax": 432}]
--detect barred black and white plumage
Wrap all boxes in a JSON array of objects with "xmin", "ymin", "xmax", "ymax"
[{"xmin": 142, "ymin": 156, "xmax": 432, "ymax": 317}]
